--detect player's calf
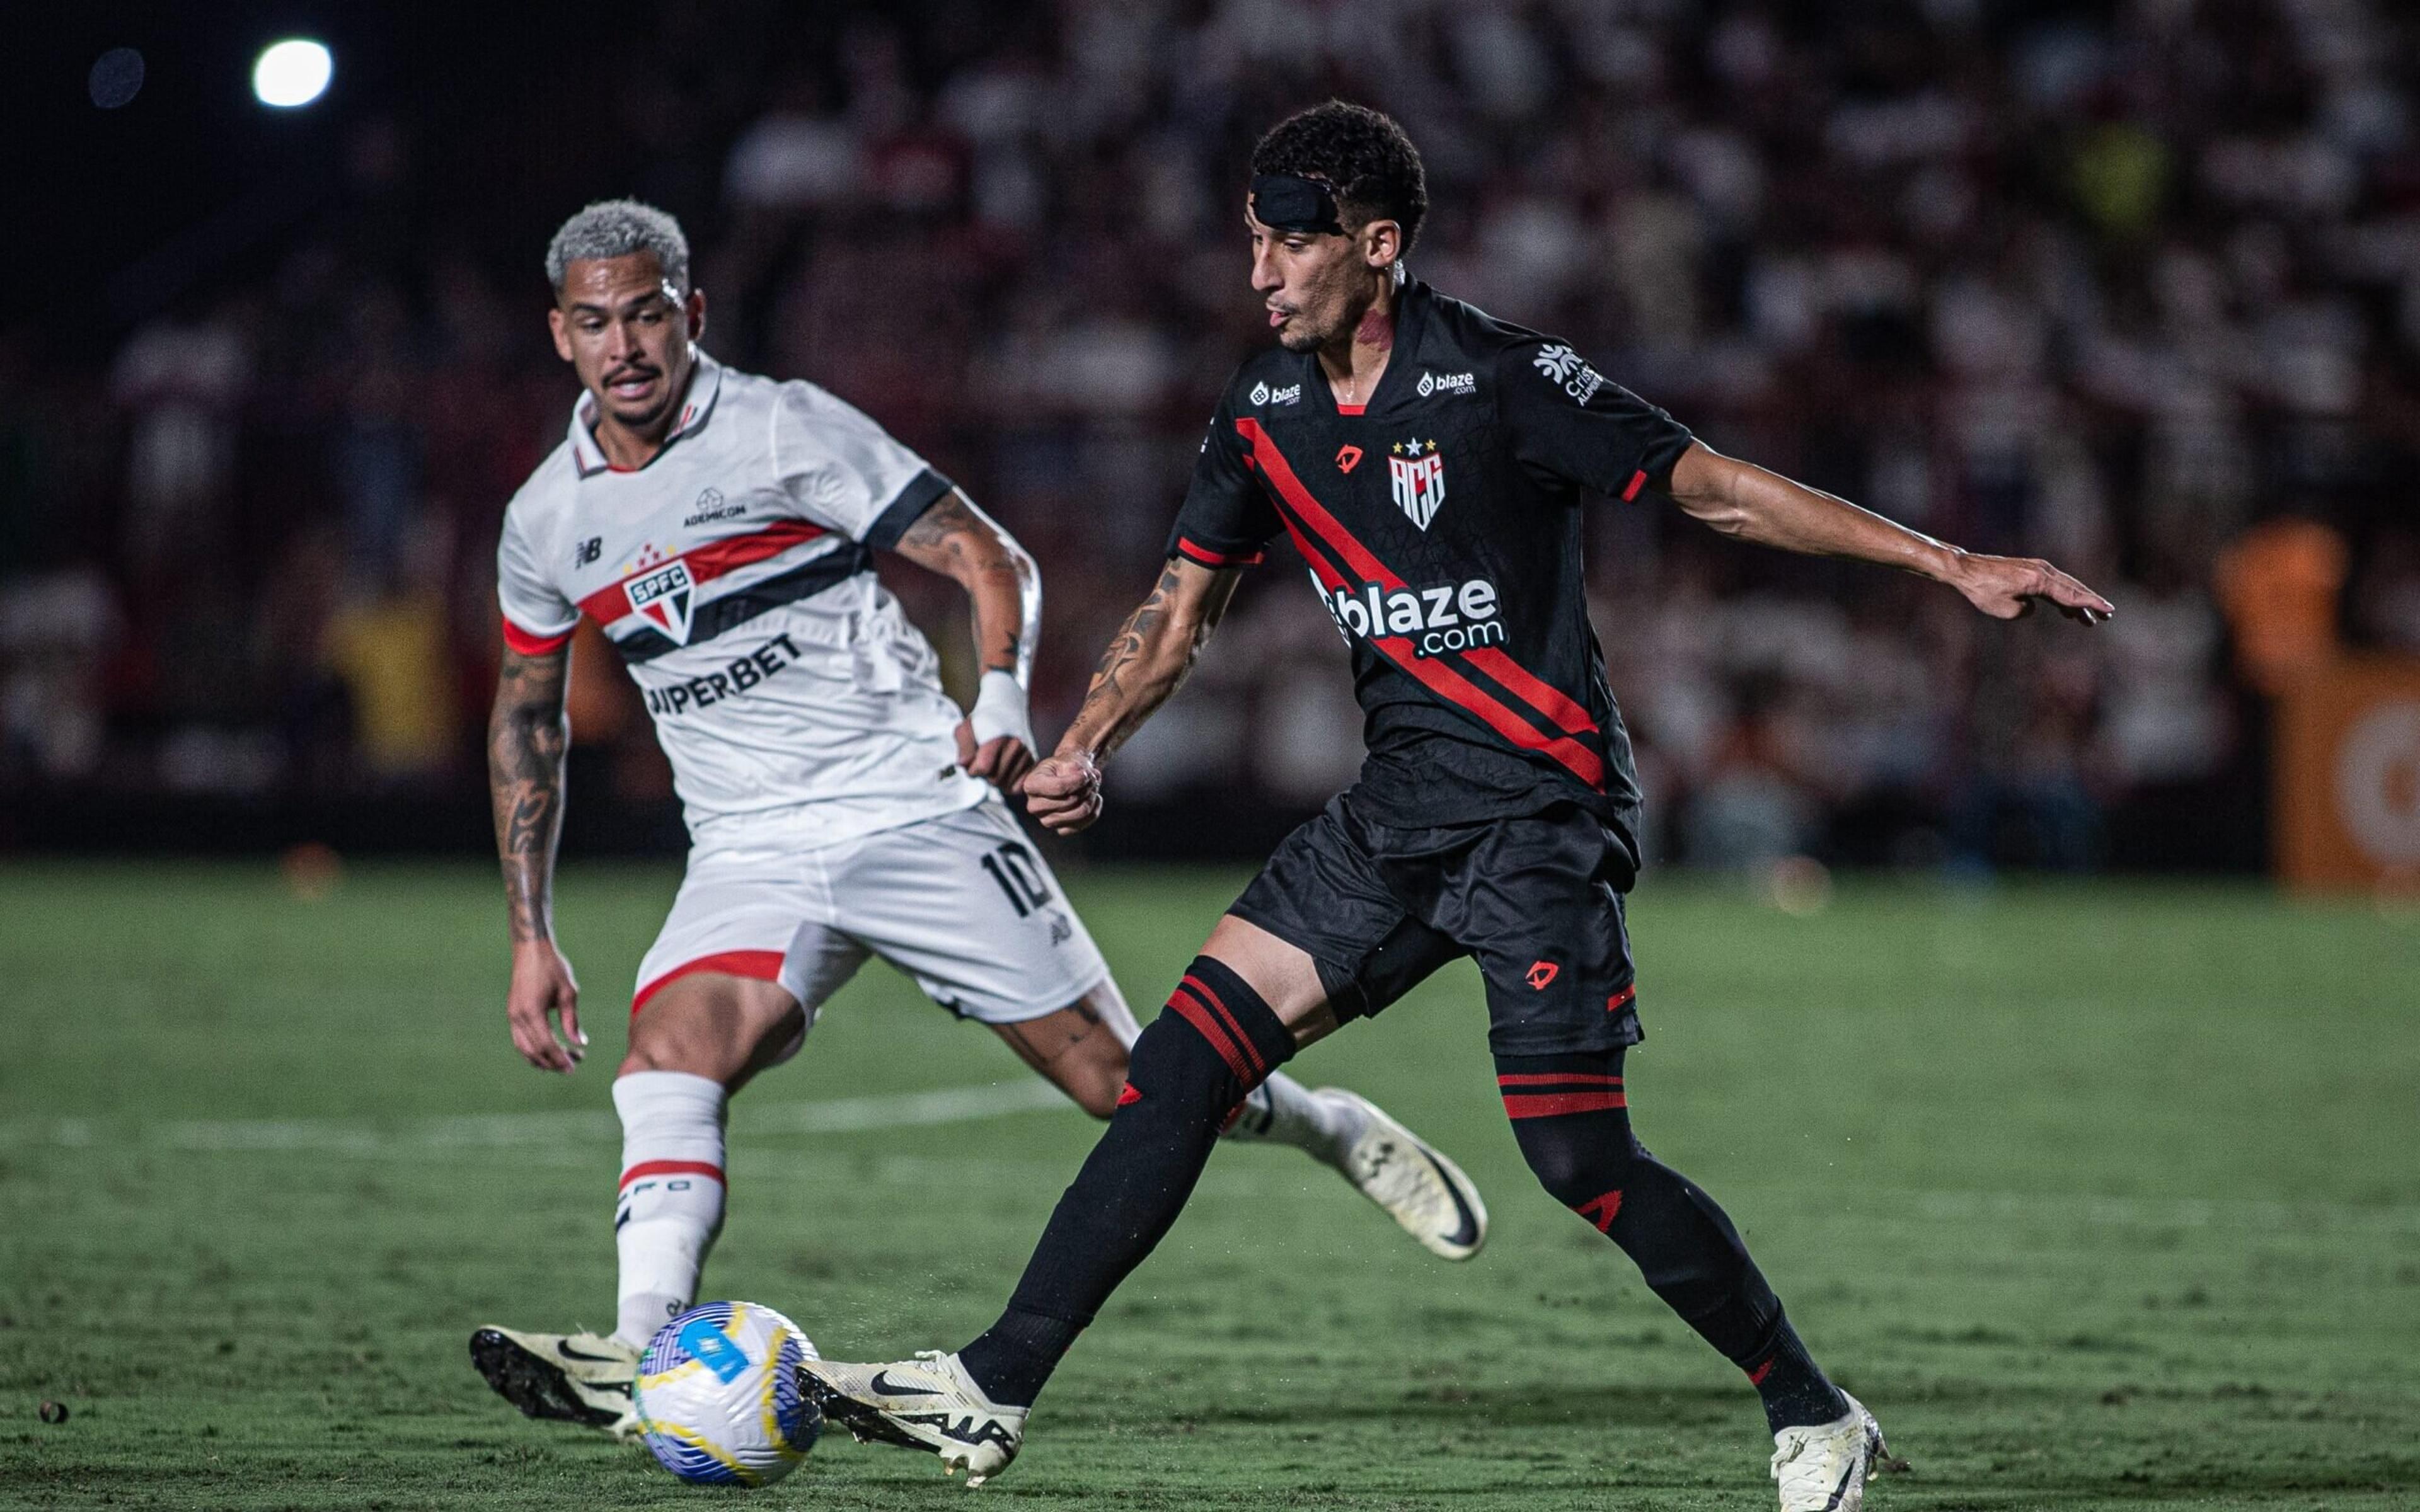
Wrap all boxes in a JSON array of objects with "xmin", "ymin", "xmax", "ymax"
[
  {"xmin": 1497, "ymin": 1050, "xmax": 1850, "ymax": 1435},
  {"xmin": 957, "ymin": 956, "xmax": 1298, "ymax": 1409}
]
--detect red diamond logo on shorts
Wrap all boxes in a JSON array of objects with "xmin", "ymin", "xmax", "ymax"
[{"xmin": 1524, "ymin": 960, "xmax": 1559, "ymax": 990}]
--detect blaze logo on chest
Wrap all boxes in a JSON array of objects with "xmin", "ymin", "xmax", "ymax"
[
  {"xmin": 1388, "ymin": 438, "xmax": 1446, "ymax": 530},
  {"xmin": 625, "ymin": 559, "xmax": 696, "ymax": 643}
]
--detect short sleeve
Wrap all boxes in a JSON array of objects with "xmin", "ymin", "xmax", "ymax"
[
  {"xmin": 496, "ymin": 507, "xmax": 577, "ymax": 655},
  {"xmin": 771, "ymin": 381, "xmax": 956, "ymax": 548},
  {"xmin": 1495, "ymin": 338, "xmax": 1694, "ymax": 502},
  {"xmin": 1163, "ymin": 386, "xmax": 1280, "ymax": 568}
]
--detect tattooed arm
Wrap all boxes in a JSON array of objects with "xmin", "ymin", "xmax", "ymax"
[
  {"xmin": 1023, "ymin": 556, "xmax": 1245, "ymax": 835},
  {"xmin": 888, "ymin": 488, "xmax": 1044, "ymax": 791},
  {"xmin": 487, "ymin": 643, "xmax": 585, "ymax": 1072}
]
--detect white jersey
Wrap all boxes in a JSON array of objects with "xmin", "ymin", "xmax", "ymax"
[{"xmin": 495, "ymin": 353, "xmax": 988, "ymax": 849}]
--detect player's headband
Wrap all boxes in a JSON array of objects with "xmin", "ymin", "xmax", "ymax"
[{"xmin": 1250, "ymin": 173, "xmax": 1346, "ymax": 235}]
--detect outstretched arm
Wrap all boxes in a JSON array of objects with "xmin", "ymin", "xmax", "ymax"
[
  {"xmin": 1023, "ymin": 555, "xmax": 1245, "ymax": 834},
  {"xmin": 1666, "ymin": 442, "xmax": 2114, "ymax": 624},
  {"xmin": 488, "ymin": 643, "xmax": 584, "ymax": 1072},
  {"xmin": 889, "ymin": 489, "xmax": 1044, "ymax": 793}
]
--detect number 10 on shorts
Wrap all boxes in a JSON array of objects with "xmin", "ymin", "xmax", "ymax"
[{"xmin": 979, "ymin": 842, "xmax": 1053, "ymax": 917}]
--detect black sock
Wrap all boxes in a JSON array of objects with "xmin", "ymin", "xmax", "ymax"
[
  {"xmin": 959, "ymin": 957, "xmax": 1295, "ymax": 1407},
  {"xmin": 1497, "ymin": 1050, "xmax": 1850, "ymax": 1434}
]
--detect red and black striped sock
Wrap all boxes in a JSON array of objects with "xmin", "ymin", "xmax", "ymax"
[
  {"xmin": 959, "ymin": 956, "xmax": 1296, "ymax": 1407},
  {"xmin": 1496, "ymin": 1049, "xmax": 1848, "ymax": 1433}
]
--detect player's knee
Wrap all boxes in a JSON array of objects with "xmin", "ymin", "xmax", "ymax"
[
  {"xmin": 1124, "ymin": 957, "xmax": 1297, "ymax": 1111},
  {"xmin": 1065, "ymin": 1048, "xmax": 1129, "ymax": 1121},
  {"xmin": 1516, "ymin": 1128, "xmax": 1633, "ymax": 1208}
]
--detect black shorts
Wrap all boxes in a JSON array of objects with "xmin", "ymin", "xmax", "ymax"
[{"xmin": 1229, "ymin": 793, "xmax": 1644, "ymax": 1057}]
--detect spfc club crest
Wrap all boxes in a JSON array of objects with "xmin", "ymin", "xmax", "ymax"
[
  {"xmin": 625, "ymin": 558, "xmax": 696, "ymax": 643},
  {"xmin": 1388, "ymin": 438, "xmax": 1446, "ymax": 530}
]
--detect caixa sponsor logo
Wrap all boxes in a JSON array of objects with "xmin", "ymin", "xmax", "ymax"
[{"xmin": 1315, "ymin": 572, "xmax": 1505, "ymax": 657}]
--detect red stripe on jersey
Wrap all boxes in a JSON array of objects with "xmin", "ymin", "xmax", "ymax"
[
  {"xmin": 1621, "ymin": 468, "xmax": 1647, "ymax": 502},
  {"xmin": 1180, "ymin": 973, "xmax": 1267, "ymax": 1079},
  {"xmin": 619, "ymin": 1159, "xmax": 725, "ymax": 1189},
  {"xmin": 1463, "ymin": 647, "xmax": 1595, "ymax": 736},
  {"xmin": 631, "ymin": 949, "xmax": 788, "ymax": 1016},
  {"xmin": 1606, "ymin": 983, "xmax": 1636, "ymax": 1014},
  {"xmin": 1166, "ymin": 987, "xmax": 1255, "ymax": 1085},
  {"xmin": 1494, "ymin": 1072, "xmax": 1624, "ymax": 1087},
  {"xmin": 501, "ymin": 617, "xmax": 573, "ymax": 656},
  {"xmin": 575, "ymin": 520, "xmax": 833, "ymax": 626},
  {"xmin": 1175, "ymin": 536, "xmax": 1266, "ymax": 569},
  {"xmin": 1237, "ymin": 419, "xmax": 1605, "ymax": 790},
  {"xmin": 1501, "ymin": 1090, "xmax": 1629, "ymax": 1119}
]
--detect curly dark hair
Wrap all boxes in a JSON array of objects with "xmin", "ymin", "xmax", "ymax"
[{"xmin": 1250, "ymin": 101, "xmax": 1428, "ymax": 255}]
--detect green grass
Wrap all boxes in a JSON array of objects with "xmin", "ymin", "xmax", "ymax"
[{"xmin": 3, "ymin": 861, "xmax": 2417, "ymax": 1510}]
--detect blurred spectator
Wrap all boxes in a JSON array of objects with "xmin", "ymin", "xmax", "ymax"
[{"xmin": 10, "ymin": 0, "xmax": 2417, "ymax": 872}]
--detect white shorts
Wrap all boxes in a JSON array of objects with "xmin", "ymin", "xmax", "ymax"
[{"xmin": 631, "ymin": 798, "xmax": 1112, "ymax": 1031}]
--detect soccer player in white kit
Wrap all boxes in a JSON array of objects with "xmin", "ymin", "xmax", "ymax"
[{"xmin": 468, "ymin": 201, "xmax": 1490, "ymax": 1435}]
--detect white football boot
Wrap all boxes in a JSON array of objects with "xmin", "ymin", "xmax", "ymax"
[
  {"xmin": 1318, "ymin": 1088, "xmax": 1490, "ymax": 1261},
  {"xmin": 468, "ymin": 1326, "xmax": 642, "ymax": 1439},
  {"xmin": 1770, "ymin": 1392, "xmax": 1892, "ymax": 1511},
  {"xmin": 799, "ymin": 1349, "xmax": 1027, "ymax": 1486}
]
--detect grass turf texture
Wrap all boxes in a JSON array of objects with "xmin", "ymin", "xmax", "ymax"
[{"xmin": 1, "ymin": 862, "xmax": 2416, "ymax": 1511}]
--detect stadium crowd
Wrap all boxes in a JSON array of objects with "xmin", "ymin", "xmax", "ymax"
[{"xmin": 7, "ymin": 0, "xmax": 2417, "ymax": 869}]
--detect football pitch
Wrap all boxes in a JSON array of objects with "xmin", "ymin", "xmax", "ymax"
[{"xmin": 2, "ymin": 862, "xmax": 2416, "ymax": 1511}]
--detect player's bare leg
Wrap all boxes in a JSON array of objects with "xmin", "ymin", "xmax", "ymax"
[
  {"xmin": 473, "ymin": 972, "xmax": 802, "ymax": 1435},
  {"xmin": 801, "ymin": 918, "xmax": 1482, "ymax": 1484}
]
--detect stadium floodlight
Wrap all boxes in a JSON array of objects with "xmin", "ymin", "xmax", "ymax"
[{"xmin": 253, "ymin": 39, "xmax": 332, "ymax": 108}]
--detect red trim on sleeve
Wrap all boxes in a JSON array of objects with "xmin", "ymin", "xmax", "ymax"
[
  {"xmin": 501, "ymin": 617, "xmax": 574, "ymax": 656},
  {"xmin": 1175, "ymin": 537, "xmax": 1266, "ymax": 569},
  {"xmin": 618, "ymin": 1159, "xmax": 726, "ymax": 1189},
  {"xmin": 631, "ymin": 949, "xmax": 788, "ymax": 1017},
  {"xmin": 1620, "ymin": 468, "xmax": 1648, "ymax": 502}
]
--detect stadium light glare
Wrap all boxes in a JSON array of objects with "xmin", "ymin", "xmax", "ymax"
[{"xmin": 253, "ymin": 40, "xmax": 332, "ymax": 108}]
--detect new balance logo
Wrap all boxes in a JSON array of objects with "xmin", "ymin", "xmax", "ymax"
[{"xmin": 575, "ymin": 536, "xmax": 602, "ymax": 566}]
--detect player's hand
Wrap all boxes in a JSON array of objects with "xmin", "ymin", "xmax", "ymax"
[
  {"xmin": 1948, "ymin": 552, "xmax": 2116, "ymax": 626},
  {"xmin": 956, "ymin": 718, "xmax": 1038, "ymax": 795},
  {"xmin": 1023, "ymin": 749, "xmax": 1105, "ymax": 834},
  {"xmin": 505, "ymin": 938, "xmax": 586, "ymax": 1073}
]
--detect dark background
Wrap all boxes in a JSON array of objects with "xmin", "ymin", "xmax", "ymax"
[{"xmin": 8, "ymin": 0, "xmax": 2417, "ymax": 869}]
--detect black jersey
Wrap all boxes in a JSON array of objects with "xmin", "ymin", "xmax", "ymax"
[{"xmin": 1168, "ymin": 278, "xmax": 1693, "ymax": 835}]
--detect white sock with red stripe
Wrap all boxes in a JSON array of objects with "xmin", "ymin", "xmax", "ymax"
[{"xmin": 611, "ymin": 1070, "xmax": 728, "ymax": 1350}]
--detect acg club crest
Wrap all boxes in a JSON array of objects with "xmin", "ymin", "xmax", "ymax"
[
  {"xmin": 626, "ymin": 559, "xmax": 697, "ymax": 643},
  {"xmin": 1388, "ymin": 438, "xmax": 1446, "ymax": 530}
]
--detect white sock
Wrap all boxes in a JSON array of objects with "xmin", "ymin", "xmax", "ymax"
[
  {"xmin": 611, "ymin": 1070, "xmax": 728, "ymax": 1350},
  {"xmin": 1221, "ymin": 1071, "xmax": 1357, "ymax": 1162}
]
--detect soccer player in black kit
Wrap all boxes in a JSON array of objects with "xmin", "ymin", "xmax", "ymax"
[{"xmin": 802, "ymin": 102, "xmax": 2113, "ymax": 1509}]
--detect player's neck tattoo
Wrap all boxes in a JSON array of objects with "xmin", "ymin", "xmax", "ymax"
[
  {"xmin": 1353, "ymin": 301, "xmax": 1395, "ymax": 352},
  {"xmin": 1325, "ymin": 292, "xmax": 1397, "ymax": 404}
]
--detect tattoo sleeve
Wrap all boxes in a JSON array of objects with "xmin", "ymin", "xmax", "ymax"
[
  {"xmin": 1064, "ymin": 558, "xmax": 1238, "ymax": 762},
  {"xmin": 893, "ymin": 490, "xmax": 1040, "ymax": 682},
  {"xmin": 487, "ymin": 644, "xmax": 571, "ymax": 943}
]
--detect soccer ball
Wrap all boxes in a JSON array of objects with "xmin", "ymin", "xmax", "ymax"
[{"xmin": 632, "ymin": 1301, "xmax": 822, "ymax": 1486}]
